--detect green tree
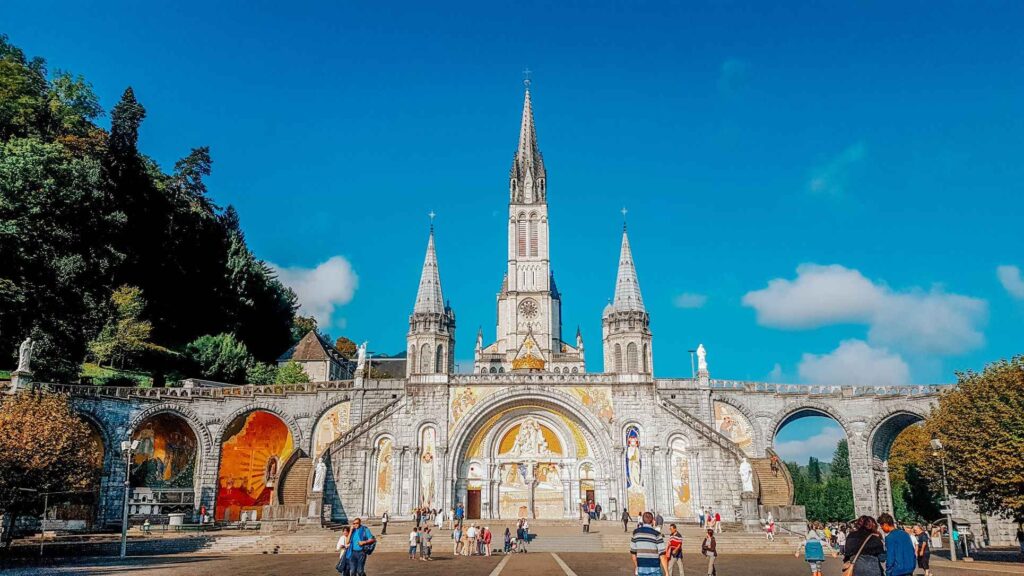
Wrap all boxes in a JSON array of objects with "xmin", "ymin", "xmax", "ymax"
[
  {"xmin": 831, "ymin": 439, "xmax": 850, "ymax": 478},
  {"xmin": 926, "ymin": 356, "xmax": 1024, "ymax": 522},
  {"xmin": 246, "ymin": 362, "xmax": 277, "ymax": 385},
  {"xmin": 291, "ymin": 315, "xmax": 319, "ymax": 344},
  {"xmin": 807, "ymin": 457, "xmax": 822, "ymax": 484},
  {"xmin": 88, "ymin": 285, "xmax": 153, "ymax": 368},
  {"xmin": 275, "ymin": 360, "xmax": 310, "ymax": 384},
  {"xmin": 184, "ymin": 333, "xmax": 253, "ymax": 383}
]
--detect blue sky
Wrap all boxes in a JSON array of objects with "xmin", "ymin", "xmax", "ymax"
[{"xmin": 5, "ymin": 1, "xmax": 1022, "ymax": 462}]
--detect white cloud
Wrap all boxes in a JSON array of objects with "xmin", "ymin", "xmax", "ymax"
[
  {"xmin": 997, "ymin": 265, "xmax": 1024, "ymax": 299},
  {"xmin": 798, "ymin": 339, "xmax": 910, "ymax": 386},
  {"xmin": 742, "ymin": 264, "xmax": 882, "ymax": 328},
  {"xmin": 673, "ymin": 293, "xmax": 708, "ymax": 309},
  {"xmin": 807, "ymin": 142, "xmax": 866, "ymax": 197},
  {"xmin": 774, "ymin": 425, "xmax": 846, "ymax": 463},
  {"xmin": 768, "ymin": 363, "xmax": 784, "ymax": 382},
  {"xmin": 743, "ymin": 263, "xmax": 987, "ymax": 355},
  {"xmin": 270, "ymin": 256, "xmax": 358, "ymax": 326}
]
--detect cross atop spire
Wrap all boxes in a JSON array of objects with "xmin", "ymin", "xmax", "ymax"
[
  {"xmin": 523, "ymin": 67, "xmax": 532, "ymax": 89},
  {"xmin": 611, "ymin": 227, "xmax": 646, "ymax": 313},
  {"xmin": 621, "ymin": 207, "xmax": 628, "ymax": 230},
  {"xmin": 413, "ymin": 227, "xmax": 446, "ymax": 315}
]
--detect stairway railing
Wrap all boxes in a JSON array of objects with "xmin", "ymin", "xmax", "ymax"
[
  {"xmin": 325, "ymin": 396, "xmax": 405, "ymax": 459},
  {"xmin": 657, "ymin": 399, "xmax": 747, "ymax": 461}
]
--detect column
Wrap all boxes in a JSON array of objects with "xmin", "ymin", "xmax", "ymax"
[
  {"xmin": 526, "ymin": 462, "xmax": 536, "ymax": 519},
  {"xmin": 648, "ymin": 446, "xmax": 660, "ymax": 515}
]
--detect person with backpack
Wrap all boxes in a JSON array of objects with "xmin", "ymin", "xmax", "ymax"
[
  {"xmin": 795, "ymin": 528, "xmax": 830, "ymax": 576},
  {"xmin": 347, "ymin": 517, "xmax": 376, "ymax": 576},
  {"xmin": 842, "ymin": 515, "xmax": 885, "ymax": 576}
]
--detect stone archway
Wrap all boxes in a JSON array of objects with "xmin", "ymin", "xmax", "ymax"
[
  {"xmin": 216, "ymin": 410, "xmax": 295, "ymax": 522},
  {"xmin": 447, "ymin": 389, "xmax": 614, "ymax": 520},
  {"xmin": 865, "ymin": 409, "xmax": 928, "ymax": 516}
]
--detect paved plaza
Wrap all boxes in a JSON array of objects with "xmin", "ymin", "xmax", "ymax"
[{"xmin": 6, "ymin": 551, "xmax": 1023, "ymax": 576}]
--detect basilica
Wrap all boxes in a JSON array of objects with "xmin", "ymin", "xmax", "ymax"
[{"xmin": 46, "ymin": 86, "xmax": 987, "ymax": 540}]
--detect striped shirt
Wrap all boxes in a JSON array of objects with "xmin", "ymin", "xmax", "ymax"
[
  {"xmin": 667, "ymin": 532, "xmax": 683, "ymax": 557},
  {"xmin": 630, "ymin": 524, "xmax": 666, "ymax": 568}
]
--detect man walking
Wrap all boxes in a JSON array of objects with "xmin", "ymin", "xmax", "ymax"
[
  {"xmin": 347, "ymin": 517, "xmax": 376, "ymax": 576},
  {"xmin": 714, "ymin": 511, "xmax": 722, "ymax": 534},
  {"xmin": 630, "ymin": 511, "xmax": 667, "ymax": 576},
  {"xmin": 666, "ymin": 523, "xmax": 685, "ymax": 576},
  {"xmin": 879, "ymin": 513, "xmax": 916, "ymax": 576},
  {"xmin": 622, "ymin": 507, "xmax": 631, "ymax": 532},
  {"xmin": 699, "ymin": 508, "xmax": 705, "ymax": 528},
  {"xmin": 701, "ymin": 528, "xmax": 717, "ymax": 576},
  {"xmin": 408, "ymin": 527, "xmax": 419, "ymax": 560},
  {"xmin": 381, "ymin": 511, "xmax": 389, "ymax": 535},
  {"xmin": 655, "ymin": 512, "xmax": 665, "ymax": 532},
  {"xmin": 913, "ymin": 525, "xmax": 931, "ymax": 576}
]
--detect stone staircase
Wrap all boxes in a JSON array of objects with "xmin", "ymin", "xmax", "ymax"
[
  {"xmin": 280, "ymin": 457, "xmax": 313, "ymax": 506},
  {"xmin": 195, "ymin": 521, "xmax": 802, "ymax": 555},
  {"xmin": 751, "ymin": 454, "xmax": 793, "ymax": 507}
]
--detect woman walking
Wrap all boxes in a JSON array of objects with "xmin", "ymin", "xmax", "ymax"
[
  {"xmin": 842, "ymin": 515, "xmax": 886, "ymax": 576},
  {"xmin": 701, "ymin": 528, "xmax": 717, "ymax": 576}
]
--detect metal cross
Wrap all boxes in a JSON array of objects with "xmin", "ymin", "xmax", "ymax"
[
  {"xmin": 523, "ymin": 67, "xmax": 532, "ymax": 89},
  {"xmin": 621, "ymin": 207, "xmax": 628, "ymax": 230},
  {"xmin": 429, "ymin": 210, "xmax": 436, "ymax": 222}
]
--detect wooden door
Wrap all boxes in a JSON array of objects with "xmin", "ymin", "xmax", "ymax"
[{"xmin": 467, "ymin": 489, "xmax": 481, "ymax": 519}]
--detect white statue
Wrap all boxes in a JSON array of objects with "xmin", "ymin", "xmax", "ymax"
[
  {"xmin": 312, "ymin": 458, "xmax": 327, "ymax": 493},
  {"xmin": 696, "ymin": 343, "xmax": 708, "ymax": 374},
  {"xmin": 17, "ymin": 337, "xmax": 34, "ymax": 373},
  {"xmin": 739, "ymin": 458, "xmax": 754, "ymax": 493},
  {"xmin": 356, "ymin": 342, "xmax": 367, "ymax": 375}
]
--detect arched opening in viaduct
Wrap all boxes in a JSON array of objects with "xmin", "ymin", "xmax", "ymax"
[
  {"xmin": 772, "ymin": 407, "xmax": 853, "ymax": 521},
  {"xmin": 128, "ymin": 412, "xmax": 200, "ymax": 519},
  {"xmin": 216, "ymin": 410, "xmax": 294, "ymax": 522},
  {"xmin": 868, "ymin": 411, "xmax": 940, "ymax": 521}
]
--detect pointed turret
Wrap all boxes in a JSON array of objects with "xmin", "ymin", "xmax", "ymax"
[
  {"xmin": 413, "ymin": 228, "xmax": 445, "ymax": 315},
  {"xmin": 407, "ymin": 225, "xmax": 455, "ymax": 377},
  {"xmin": 509, "ymin": 87, "xmax": 546, "ymax": 204},
  {"xmin": 611, "ymin": 228, "xmax": 645, "ymax": 313},
  {"xmin": 602, "ymin": 224, "xmax": 652, "ymax": 375}
]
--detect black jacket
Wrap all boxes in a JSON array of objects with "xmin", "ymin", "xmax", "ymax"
[{"xmin": 843, "ymin": 529, "xmax": 885, "ymax": 562}]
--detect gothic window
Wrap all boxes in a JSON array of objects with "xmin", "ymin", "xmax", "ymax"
[
  {"xmin": 498, "ymin": 367, "xmax": 505, "ymax": 373},
  {"xmin": 528, "ymin": 213, "xmax": 538, "ymax": 257},
  {"xmin": 571, "ymin": 367, "xmax": 578, "ymax": 374},
  {"xmin": 614, "ymin": 344, "xmax": 622, "ymax": 373},
  {"xmin": 489, "ymin": 367, "xmax": 496, "ymax": 374},
  {"xmin": 435, "ymin": 345, "xmax": 444, "ymax": 373},
  {"xmin": 420, "ymin": 343, "xmax": 431, "ymax": 373},
  {"xmin": 517, "ymin": 217, "xmax": 527, "ymax": 257},
  {"xmin": 643, "ymin": 343, "xmax": 649, "ymax": 374},
  {"xmin": 409, "ymin": 347, "xmax": 417, "ymax": 375},
  {"xmin": 627, "ymin": 342, "xmax": 639, "ymax": 373}
]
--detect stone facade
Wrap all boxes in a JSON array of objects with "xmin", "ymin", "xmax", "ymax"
[{"xmin": 20, "ymin": 85, "xmax": 1016, "ymax": 546}]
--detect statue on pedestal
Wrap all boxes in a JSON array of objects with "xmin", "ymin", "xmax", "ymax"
[
  {"xmin": 356, "ymin": 342, "xmax": 367, "ymax": 375},
  {"xmin": 739, "ymin": 458, "xmax": 754, "ymax": 493},
  {"xmin": 312, "ymin": 458, "xmax": 327, "ymax": 493},
  {"xmin": 696, "ymin": 343, "xmax": 708, "ymax": 375},
  {"xmin": 17, "ymin": 337, "xmax": 34, "ymax": 373}
]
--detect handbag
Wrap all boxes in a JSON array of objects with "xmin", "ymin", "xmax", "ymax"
[{"xmin": 842, "ymin": 533, "xmax": 877, "ymax": 576}]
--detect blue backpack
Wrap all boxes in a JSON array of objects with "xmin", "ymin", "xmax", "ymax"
[{"xmin": 805, "ymin": 539, "xmax": 825, "ymax": 562}]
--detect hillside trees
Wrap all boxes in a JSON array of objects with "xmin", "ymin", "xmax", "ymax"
[{"xmin": 0, "ymin": 34, "xmax": 298, "ymax": 380}]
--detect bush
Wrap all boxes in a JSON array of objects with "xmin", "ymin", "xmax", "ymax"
[{"xmin": 184, "ymin": 333, "xmax": 253, "ymax": 383}]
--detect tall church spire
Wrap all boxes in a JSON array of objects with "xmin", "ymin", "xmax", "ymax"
[
  {"xmin": 413, "ymin": 228, "xmax": 445, "ymax": 315},
  {"xmin": 611, "ymin": 228, "xmax": 645, "ymax": 313},
  {"xmin": 510, "ymin": 86, "xmax": 546, "ymax": 203}
]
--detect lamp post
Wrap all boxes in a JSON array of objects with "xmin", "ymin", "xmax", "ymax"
[
  {"xmin": 120, "ymin": 439, "xmax": 139, "ymax": 559},
  {"xmin": 688, "ymin": 350, "xmax": 696, "ymax": 378},
  {"xmin": 930, "ymin": 435, "xmax": 956, "ymax": 562}
]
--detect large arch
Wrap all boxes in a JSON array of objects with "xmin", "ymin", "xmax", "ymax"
[
  {"xmin": 447, "ymin": 388, "xmax": 616, "ymax": 519},
  {"xmin": 127, "ymin": 403, "xmax": 214, "ymax": 459},
  {"xmin": 215, "ymin": 409, "xmax": 296, "ymax": 522},
  {"xmin": 865, "ymin": 408, "xmax": 930, "ymax": 516}
]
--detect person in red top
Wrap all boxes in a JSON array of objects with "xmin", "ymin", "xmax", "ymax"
[
  {"xmin": 714, "ymin": 512, "xmax": 722, "ymax": 533},
  {"xmin": 483, "ymin": 526, "xmax": 493, "ymax": 556},
  {"xmin": 666, "ymin": 523, "xmax": 684, "ymax": 576}
]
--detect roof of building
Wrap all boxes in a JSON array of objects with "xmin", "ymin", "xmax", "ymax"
[
  {"xmin": 608, "ymin": 227, "xmax": 646, "ymax": 314},
  {"xmin": 277, "ymin": 330, "xmax": 348, "ymax": 365}
]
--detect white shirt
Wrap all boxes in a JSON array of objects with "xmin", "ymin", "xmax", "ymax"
[
  {"xmin": 467, "ymin": 527, "xmax": 477, "ymax": 538},
  {"xmin": 336, "ymin": 534, "xmax": 348, "ymax": 558},
  {"xmin": 409, "ymin": 531, "xmax": 419, "ymax": 545}
]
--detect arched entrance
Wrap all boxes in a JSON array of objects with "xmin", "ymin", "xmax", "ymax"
[
  {"xmin": 216, "ymin": 410, "xmax": 294, "ymax": 521},
  {"xmin": 771, "ymin": 407, "xmax": 853, "ymax": 522},
  {"xmin": 449, "ymin": 395, "xmax": 610, "ymax": 520},
  {"xmin": 129, "ymin": 412, "xmax": 200, "ymax": 518},
  {"xmin": 868, "ymin": 411, "xmax": 932, "ymax": 519}
]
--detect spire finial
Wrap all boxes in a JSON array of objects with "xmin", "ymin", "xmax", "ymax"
[
  {"xmin": 621, "ymin": 206, "xmax": 628, "ymax": 230},
  {"xmin": 523, "ymin": 67, "xmax": 532, "ymax": 90},
  {"xmin": 428, "ymin": 210, "xmax": 436, "ymax": 232}
]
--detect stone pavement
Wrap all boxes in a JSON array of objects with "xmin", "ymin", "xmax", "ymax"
[{"xmin": 5, "ymin": 551, "xmax": 1023, "ymax": 576}]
